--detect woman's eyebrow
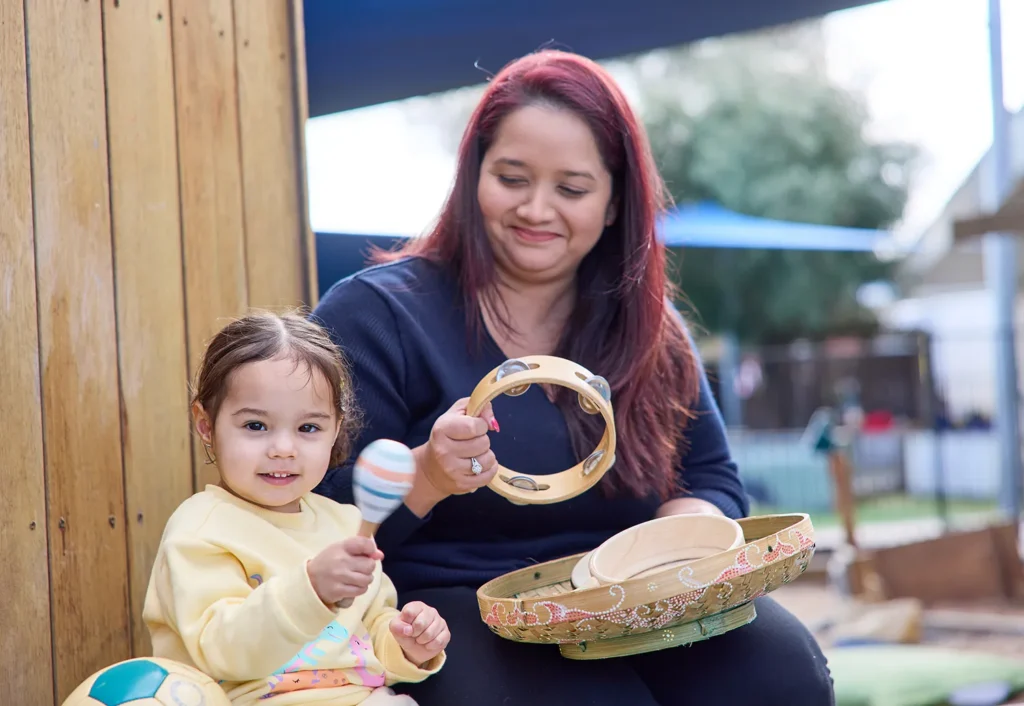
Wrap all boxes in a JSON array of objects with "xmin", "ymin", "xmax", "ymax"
[{"xmin": 494, "ymin": 157, "xmax": 595, "ymax": 181}]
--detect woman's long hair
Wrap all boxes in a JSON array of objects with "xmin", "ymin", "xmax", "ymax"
[{"xmin": 376, "ymin": 50, "xmax": 701, "ymax": 501}]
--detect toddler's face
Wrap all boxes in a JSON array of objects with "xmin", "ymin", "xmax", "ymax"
[{"xmin": 202, "ymin": 357, "xmax": 340, "ymax": 513}]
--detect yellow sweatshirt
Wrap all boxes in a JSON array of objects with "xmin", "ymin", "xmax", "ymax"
[{"xmin": 142, "ymin": 485, "xmax": 444, "ymax": 705}]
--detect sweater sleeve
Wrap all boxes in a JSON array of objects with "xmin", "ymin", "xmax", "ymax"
[
  {"xmin": 364, "ymin": 571, "xmax": 446, "ymax": 685},
  {"xmin": 672, "ymin": 311, "xmax": 750, "ymax": 520},
  {"xmin": 311, "ymin": 276, "xmax": 430, "ymax": 551},
  {"xmin": 152, "ymin": 533, "xmax": 338, "ymax": 681}
]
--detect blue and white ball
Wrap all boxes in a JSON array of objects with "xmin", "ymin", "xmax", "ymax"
[{"xmin": 62, "ymin": 657, "xmax": 230, "ymax": 706}]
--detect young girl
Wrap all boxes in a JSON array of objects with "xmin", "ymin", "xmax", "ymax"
[{"xmin": 142, "ymin": 311, "xmax": 448, "ymax": 705}]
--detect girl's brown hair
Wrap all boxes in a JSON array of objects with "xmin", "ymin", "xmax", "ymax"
[{"xmin": 191, "ymin": 310, "xmax": 360, "ymax": 466}]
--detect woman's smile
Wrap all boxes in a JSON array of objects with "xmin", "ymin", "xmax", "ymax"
[{"xmin": 510, "ymin": 226, "xmax": 561, "ymax": 243}]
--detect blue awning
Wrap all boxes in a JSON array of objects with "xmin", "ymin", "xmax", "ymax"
[
  {"xmin": 314, "ymin": 202, "xmax": 888, "ymax": 295},
  {"xmin": 302, "ymin": 0, "xmax": 885, "ymax": 117},
  {"xmin": 659, "ymin": 202, "xmax": 889, "ymax": 252}
]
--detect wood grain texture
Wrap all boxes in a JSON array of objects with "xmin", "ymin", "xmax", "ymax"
[
  {"xmin": 0, "ymin": 1, "xmax": 55, "ymax": 703},
  {"xmin": 103, "ymin": 0, "xmax": 193, "ymax": 658},
  {"xmin": 235, "ymin": 0, "xmax": 308, "ymax": 310},
  {"xmin": 170, "ymin": 0, "xmax": 249, "ymax": 490},
  {"xmin": 24, "ymin": 0, "xmax": 130, "ymax": 699},
  {"xmin": 289, "ymin": 0, "xmax": 318, "ymax": 306}
]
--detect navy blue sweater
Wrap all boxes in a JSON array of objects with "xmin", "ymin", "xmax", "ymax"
[{"xmin": 311, "ymin": 257, "xmax": 748, "ymax": 594}]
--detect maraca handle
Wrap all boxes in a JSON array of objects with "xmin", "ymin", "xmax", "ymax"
[
  {"xmin": 335, "ymin": 519, "xmax": 381, "ymax": 610},
  {"xmin": 466, "ymin": 355, "xmax": 617, "ymax": 505}
]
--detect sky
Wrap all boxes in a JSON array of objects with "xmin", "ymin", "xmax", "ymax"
[{"xmin": 305, "ymin": 0, "xmax": 1024, "ymax": 244}]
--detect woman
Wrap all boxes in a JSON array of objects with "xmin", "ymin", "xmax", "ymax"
[{"xmin": 312, "ymin": 49, "xmax": 834, "ymax": 705}]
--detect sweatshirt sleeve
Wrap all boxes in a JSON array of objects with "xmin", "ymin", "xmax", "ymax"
[
  {"xmin": 671, "ymin": 309, "xmax": 750, "ymax": 520},
  {"xmin": 152, "ymin": 532, "xmax": 338, "ymax": 681},
  {"xmin": 364, "ymin": 571, "xmax": 445, "ymax": 685},
  {"xmin": 311, "ymin": 277, "xmax": 430, "ymax": 551}
]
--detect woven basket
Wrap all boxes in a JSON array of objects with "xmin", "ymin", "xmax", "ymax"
[{"xmin": 477, "ymin": 513, "xmax": 815, "ymax": 659}]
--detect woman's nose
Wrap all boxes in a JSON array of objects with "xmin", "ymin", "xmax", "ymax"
[{"xmin": 516, "ymin": 188, "xmax": 555, "ymax": 224}]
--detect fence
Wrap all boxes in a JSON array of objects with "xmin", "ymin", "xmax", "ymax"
[{"xmin": 703, "ymin": 329, "xmax": 1017, "ymax": 550}]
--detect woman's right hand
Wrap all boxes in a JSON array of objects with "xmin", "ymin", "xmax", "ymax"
[{"xmin": 412, "ymin": 398, "xmax": 500, "ymax": 507}]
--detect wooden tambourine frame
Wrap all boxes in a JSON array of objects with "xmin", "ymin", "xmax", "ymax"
[{"xmin": 466, "ymin": 355, "xmax": 616, "ymax": 505}]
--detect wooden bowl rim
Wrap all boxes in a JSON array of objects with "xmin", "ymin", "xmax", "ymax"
[{"xmin": 477, "ymin": 513, "xmax": 815, "ymax": 612}]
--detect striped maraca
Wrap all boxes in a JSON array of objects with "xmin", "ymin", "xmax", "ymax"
[{"xmin": 338, "ymin": 438, "xmax": 416, "ymax": 608}]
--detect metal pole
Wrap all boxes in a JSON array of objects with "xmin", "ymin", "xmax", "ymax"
[
  {"xmin": 716, "ymin": 248, "xmax": 742, "ymax": 428},
  {"xmin": 718, "ymin": 331, "xmax": 742, "ymax": 428},
  {"xmin": 983, "ymin": 0, "xmax": 1022, "ymax": 522}
]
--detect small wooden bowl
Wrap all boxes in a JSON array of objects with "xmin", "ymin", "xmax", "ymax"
[
  {"xmin": 466, "ymin": 355, "xmax": 616, "ymax": 505},
  {"xmin": 477, "ymin": 513, "xmax": 816, "ymax": 659},
  {"xmin": 571, "ymin": 514, "xmax": 746, "ymax": 589}
]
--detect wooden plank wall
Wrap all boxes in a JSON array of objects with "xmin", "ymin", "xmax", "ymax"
[{"xmin": 0, "ymin": 1, "xmax": 315, "ymax": 703}]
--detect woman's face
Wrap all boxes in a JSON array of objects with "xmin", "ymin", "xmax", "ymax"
[{"xmin": 477, "ymin": 104, "xmax": 615, "ymax": 287}]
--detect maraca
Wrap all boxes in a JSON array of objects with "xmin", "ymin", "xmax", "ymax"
[{"xmin": 337, "ymin": 438, "xmax": 416, "ymax": 608}]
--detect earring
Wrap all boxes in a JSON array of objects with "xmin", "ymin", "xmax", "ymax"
[{"xmin": 203, "ymin": 442, "xmax": 217, "ymax": 465}]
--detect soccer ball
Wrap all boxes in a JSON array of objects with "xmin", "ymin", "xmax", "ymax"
[{"xmin": 62, "ymin": 657, "xmax": 230, "ymax": 706}]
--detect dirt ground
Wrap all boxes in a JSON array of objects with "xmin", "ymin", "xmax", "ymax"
[{"xmin": 773, "ymin": 581, "xmax": 1024, "ymax": 660}]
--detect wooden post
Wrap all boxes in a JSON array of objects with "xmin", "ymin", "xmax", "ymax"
[{"xmin": 828, "ymin": 449, "xmax": 859, "ymax": 550}]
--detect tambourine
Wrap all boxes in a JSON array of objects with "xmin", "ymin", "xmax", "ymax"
[{"xmin": 466, "ymin": 355, "xmax": 616, "ymax": 505}]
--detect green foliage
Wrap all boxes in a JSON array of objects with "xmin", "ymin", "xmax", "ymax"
[{"xmin": 634, "ymin": 28, "xmax": 917, "ymax": 343}]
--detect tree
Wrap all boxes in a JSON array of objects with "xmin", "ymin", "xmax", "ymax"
[{"xmin": 636, "ymin": 24, "xmax": 917, "ymax": 343}]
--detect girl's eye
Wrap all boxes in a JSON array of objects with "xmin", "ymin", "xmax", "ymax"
[
  {"xmin": 299, "ymin": 424, "xmax": 321, "ymax": 433},
  {"xmin": 244, "ymin": 421, "xmax": 266, "ymax": 432},
  {"xmin": 498, "ymin": 175, "xmax": 526, "ymax": 186}
]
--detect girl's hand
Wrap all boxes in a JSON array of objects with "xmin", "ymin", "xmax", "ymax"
[
  {"xmin": 307, "ymin": 536, "xmax": 384, "ymax": 607},
  {"xmin": 389, "ymin": 601, "xmax": 450, "ymax": 666}
]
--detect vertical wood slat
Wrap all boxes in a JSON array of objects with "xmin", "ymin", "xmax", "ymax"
[
  {"xmin": 4, "ymin": 1, "xmax": 314, "ymax": 700},
  {"xmin": 0, "ymin": 1, "xmax": 55, "ymax": 704},
  {"xmin": 170, "ymin": 0, "xmax": 249, "ymax": 491},
  {"xmin": 102, "ymin": 0, "xmax": 194, "ymax": 659},
  {"xmin": 289, "ymin": 0, "xmax": 319, "ymax": 307},
  {"xmin": 235, "ymin": 0, "xmax": 308, "ymax": 310},
  {"xmin": 24, "ymin": 0, "xmax": 130, "ymax": 701}
]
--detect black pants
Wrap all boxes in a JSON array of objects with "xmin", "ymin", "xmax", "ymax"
[{"xmin": 393, "ymin": 587, "xmax": 834, "ymax": 706}]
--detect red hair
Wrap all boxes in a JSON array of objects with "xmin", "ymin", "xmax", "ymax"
[{"xmin": 377, "ymin": 50, "xmax": 700, "ymax": 500}]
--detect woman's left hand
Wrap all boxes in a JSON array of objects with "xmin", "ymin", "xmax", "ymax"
[{"xmin": 655, "ymin": 496, "xmax": 724, "ymax": 518}]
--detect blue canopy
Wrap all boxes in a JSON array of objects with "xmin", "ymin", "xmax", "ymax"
[
  {"xmin": 658, "ymin": 202, "xmax": 888, "ymax": 252},
  {"xmin": 314, "ymin": 203, "xmax": 888, "ymax": 295},
  {"xmin": 303, "ymin": 0, "xmax": 884, "ymax": 117}
]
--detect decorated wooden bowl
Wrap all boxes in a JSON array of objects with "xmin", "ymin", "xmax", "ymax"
[{"xmin": 477, "ymin": 513, "xmax": 816, "ymax": 659}]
